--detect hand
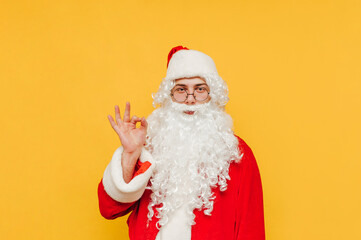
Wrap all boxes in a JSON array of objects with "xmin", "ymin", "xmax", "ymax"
[{"xmin": 107, "ymin": 102, "xmax": 148, "ymax": 155}]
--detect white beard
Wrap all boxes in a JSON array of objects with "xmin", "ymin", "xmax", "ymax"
[{"xmin": 145, "ymin": 101, "xmax": 241, "ymax": 227}]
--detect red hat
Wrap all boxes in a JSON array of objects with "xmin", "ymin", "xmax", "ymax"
[
  {"xmin": 165, "ymin": 46, "xmax": 219, "ymax": 81},
  {"xmin": 167, "ymin": 46, "xmax": 189, "ymax": 67}
]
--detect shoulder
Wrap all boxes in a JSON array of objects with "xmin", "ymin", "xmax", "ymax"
[
  {"xmin": 228, "ymin": 135, "xmax": 259, "ymax": 176},
  {"xmin": 234, "ymin": 135, "xmax": 256, "ymax": 162}
]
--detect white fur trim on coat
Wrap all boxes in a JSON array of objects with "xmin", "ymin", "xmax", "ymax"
[{"xmin": 102, "ymin": 146, "xmax": 154, "ymax": 203}]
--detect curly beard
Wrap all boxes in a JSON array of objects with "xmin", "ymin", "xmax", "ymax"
[{"xmin": 145, "ymin": 101, "xmax": 241, "ymax": 227}]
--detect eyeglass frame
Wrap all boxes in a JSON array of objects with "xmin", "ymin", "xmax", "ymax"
[{"xmin": 170, "ymin": 86, "xmax": 211, "ymax": 103}]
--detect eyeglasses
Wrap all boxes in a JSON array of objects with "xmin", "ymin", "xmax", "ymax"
[{"xmin": 171, "ymin": 86, "xmax": 210, "ymax": 103}]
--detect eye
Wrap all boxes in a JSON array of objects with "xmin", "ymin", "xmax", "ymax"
[
  {"xmin": 195, "ymin": 87, "xmax": 207, "ymax": 93},
  {"xmin": 174, "ymin": 87, "xmax": 186, "ymax": 93}
]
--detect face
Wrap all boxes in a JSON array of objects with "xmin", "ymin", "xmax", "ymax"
[{"xmin": 171, "ymin": 77, "xmax": 211, "ymax": 115}]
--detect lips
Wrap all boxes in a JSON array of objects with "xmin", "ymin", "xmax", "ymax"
[{"xmin": 184, "ymin": 111, "xmax": 195, "ymax": 115}]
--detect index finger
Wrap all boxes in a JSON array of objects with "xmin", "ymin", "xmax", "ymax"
[
  {"xmin": 114, "ymin": 105, "xmax": 122, "ymax": 125},
  {"xmin": 123, "ymin": 102, "xmax": 130, "ymax": 122}
]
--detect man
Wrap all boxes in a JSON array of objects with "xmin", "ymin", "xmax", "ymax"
[{"xmin": 98, "ymin": 46, "xmax": 265, "ymax": 240}]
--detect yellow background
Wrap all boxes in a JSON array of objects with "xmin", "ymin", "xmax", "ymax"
[{"xmin": 1, "ymin": 0, "xmax": 360, "ymax": 239}]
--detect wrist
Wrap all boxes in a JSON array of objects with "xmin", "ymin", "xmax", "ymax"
[
  {"xmin": 123, "ymin": 147, "xmax": 141, "ymax": 161},
  {"xmin": 121, "ymin": 148, "xmax": 142, "ymax": 183}
]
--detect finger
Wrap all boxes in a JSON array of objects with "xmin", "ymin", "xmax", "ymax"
[
  {"xmin": 114, "ymin": 105, "xmax": 122, "ymax": 125},
  {"xmin": 123, "ymin": 102, "xmax": 130, "ymax": 122},
  {"xmin": 140, "ymin": 117, "xmax": 148, "ymax": 129},
  {"xmin": 107, "ymin": 115, "xmax": 118, "ymax": 130},
  {"xmin": 130, "ymin": 115, "xmax": 140, "ymax": 124}
]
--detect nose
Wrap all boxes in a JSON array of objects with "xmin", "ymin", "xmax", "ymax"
[{"xmin": 185, "ymin": 92, "xmax": 196, "ymax": 105}]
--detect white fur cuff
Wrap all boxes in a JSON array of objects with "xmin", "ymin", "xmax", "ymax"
[{"xmin": 102, "ymin": 146, "xmax": 154, "ymax": 203}]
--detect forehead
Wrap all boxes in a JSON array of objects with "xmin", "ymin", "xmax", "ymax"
[{"xmin": 174, "ymin": 77, "xmax": 207, "ymax": 86}]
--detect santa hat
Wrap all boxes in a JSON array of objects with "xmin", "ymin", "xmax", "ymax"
[{"xmin": 165, "ymin": 46, "xmax": 220, "ymax": 81}]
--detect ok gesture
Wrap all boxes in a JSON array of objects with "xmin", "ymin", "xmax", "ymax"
[{"xmin": 108, "ymin": 102, "xmax": 148, "ymax": 154}]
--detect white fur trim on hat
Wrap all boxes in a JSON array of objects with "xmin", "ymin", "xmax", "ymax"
[
  {"xmin": 102, "ymin": 146, "xmax": 154, "ymax": 203},
  {"xmin": 165, "ymin": 49, "xmax": 219, "ymax": 81}
]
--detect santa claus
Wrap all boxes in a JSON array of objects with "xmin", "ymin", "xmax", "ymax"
[{"xmin": 98, "ymin": 46, "xmax": 265, "ymax": 240}]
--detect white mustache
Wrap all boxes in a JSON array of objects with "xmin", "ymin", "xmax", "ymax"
[{"xmin": 170, "ymin": 101, "xmax": 211, "ymax": 114}]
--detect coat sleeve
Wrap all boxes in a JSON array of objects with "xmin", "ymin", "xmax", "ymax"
[
  {"xmin": 235, "ymin": 140, "xmax": 265, "ymax": 240},
  {"xmin": 97, "ymin": 146, "xmax": 154, "ymax": 219},
  {"xmin": 98, "ymin": 179, "xmax": 137, "ymax": 219}
]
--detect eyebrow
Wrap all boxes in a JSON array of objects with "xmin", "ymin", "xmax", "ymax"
[{"xmin": 174, "ymin": 83, "xmax": 208, "ymax": 87}]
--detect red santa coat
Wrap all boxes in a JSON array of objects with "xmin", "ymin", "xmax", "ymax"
[{"xmin": 98, "ymin": 136, "xmax": 265, "ymax": 240}]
